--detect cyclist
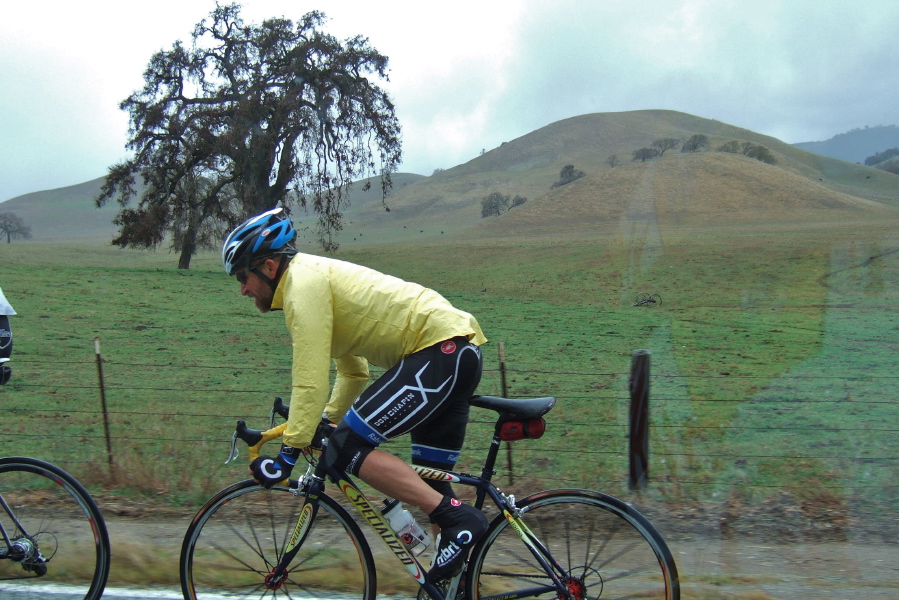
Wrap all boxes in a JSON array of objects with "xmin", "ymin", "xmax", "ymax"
[
  {"xmin": 0, "ymin": 286, "xmax": 14, "ymax": 385},
  {"xmin": 222, "ymin": 207, "xmax": 488, "ymax": 581}
]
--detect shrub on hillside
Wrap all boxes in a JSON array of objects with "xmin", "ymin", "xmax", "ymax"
[
  {"xmin": 652, "ymin": 137, "xmax": 681, "ymax": 156},
  {"xmin": 717, "ymin": 140, "xmax": 777, "ymax": 165},
  {"xmin": 742, "ymin": 142, "xmax": 777, "ymax": 165},
  {"xmin": 681, "ymin": 134, "xmax": 709, "ymax": 153},
  {"xmin": 717, "ymin": 140, "xmax": 742, "ymax": 154},
  {"xmin": 481, "ymin": 192, "xmax": 527, "ymax": 217},
  {"xmin": 551, "ymin": 165, "xmax": 586, "ymax": 189},
  {"xmin": 632, "ymin": 147, "xmax": 659, "ymax": 162}
]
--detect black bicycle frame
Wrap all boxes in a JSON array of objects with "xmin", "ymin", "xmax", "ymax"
[
  {"xmin": 266, "ymin": 429, "xmax": 575, "ymax": 600},
  {"xmin": 0, "ymin": 492, "xmax": 27, "ymax": 551}
]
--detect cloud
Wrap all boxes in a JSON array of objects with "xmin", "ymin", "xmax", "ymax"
[
  {"xmin": 475, "ymin": 0, "xmax": 899, "ymax": 149},
  {"xmin": 1, "ymin": 0, "xmax": 898, "ymax": 201}
]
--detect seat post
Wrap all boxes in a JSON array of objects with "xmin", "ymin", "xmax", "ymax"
[
  {"xmin": 479, "ymin": 426, "xmax": 504, "ymax": 483},
  {"xmin": 473, "ymin": 427, "xmax": 503, "ymax": 510}
]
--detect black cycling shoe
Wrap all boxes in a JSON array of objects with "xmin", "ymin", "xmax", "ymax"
[{"xmin": 428, "ymin": 497, "xmax": 488, "ymax": 582}]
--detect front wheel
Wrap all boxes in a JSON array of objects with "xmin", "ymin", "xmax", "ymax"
[
  {"xmin": 180, "ymin": 478, "xmax": 377, "ymax": 600},
  {"xmin": 466, "ymin": 489, "xmax": 679, "ymax": 600},
  {"xmin": 0, "ymin": 456, "xmax": 111, "ymax": 600}
]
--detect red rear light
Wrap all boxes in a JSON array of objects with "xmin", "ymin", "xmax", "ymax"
[{"xmin": 498, "ymin": 418, "xmax": 546, "ymax": 441}]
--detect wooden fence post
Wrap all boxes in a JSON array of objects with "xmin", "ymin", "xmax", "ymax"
[
  {"xmin": 94, "ymin": 338, "xmax": 114, "ymax": 472},
  {"xmin": 628, "ymin": 349, "xmax": 651, "ymax": 490}
]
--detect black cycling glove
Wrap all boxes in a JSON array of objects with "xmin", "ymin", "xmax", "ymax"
[{"xmin": 249, "ymin": 444, "xmax": 303, "ymax": 488}]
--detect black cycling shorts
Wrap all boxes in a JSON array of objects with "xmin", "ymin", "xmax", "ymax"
[{"xmin": 340, "ymin": 336, "xmax": 482, "ymax": 469}]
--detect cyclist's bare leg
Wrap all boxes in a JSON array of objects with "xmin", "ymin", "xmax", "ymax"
[
  {"xmin": 357, "ymin": 448, "xmax": 443, "ymax": 514},
  {"xmin": 359, "ymin": 448, "xmax": 488, "ymax": 581}
]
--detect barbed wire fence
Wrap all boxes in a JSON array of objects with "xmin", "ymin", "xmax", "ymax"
[{"xmin": 5, "ymin": 343, "xmax": 897, "ymax": 512}]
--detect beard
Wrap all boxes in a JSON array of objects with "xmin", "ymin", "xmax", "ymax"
[{"xmin": 252, "ymin": 287, "xmax": 275, "ymax": 313}]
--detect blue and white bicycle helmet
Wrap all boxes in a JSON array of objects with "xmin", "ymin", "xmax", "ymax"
[{"xmin": 222, "ymin": 207, "xmax": 297, "ymax": 275}]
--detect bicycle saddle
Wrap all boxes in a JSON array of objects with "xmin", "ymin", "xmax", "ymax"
[{"xmin": 469, "ymin": 395, "xmax": 556, "ymax": 420}]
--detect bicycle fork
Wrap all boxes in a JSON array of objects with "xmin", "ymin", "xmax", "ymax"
[
  {"xmin": 262, "ymin": 474, "xmax": 325, "ymax": 590},
  {"xmin": 500, "ymin": 499, "xmax": 577, "ymax": 600}
]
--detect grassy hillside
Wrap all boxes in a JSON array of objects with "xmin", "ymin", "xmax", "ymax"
[
  {"xmin": 3, "ymin": 110, "xmax": 896, "ymax": 249},
  {"xmin": 466, "ymin": 152, "xmax": 897, "ymax": 241},
  {"xmin": 0, "ymin": 173, "xmax": 426, "ymax": 242},
  {"xmin": 4, "ymin": 235, "xmax": 895, "ymax": 600},
  {"xmin": 0, "ymin": 177, "xmax": 120, "ymax": 241},
  {"xmin": 2, "ymin": 218, "xmax": 896, "ymax": 517},
  {"xmin": 330, "ymin": 110, "xmax": 899, "ymax": 248}
]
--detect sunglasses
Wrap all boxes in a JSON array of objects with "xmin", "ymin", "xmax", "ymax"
[{"xmin": 235, "ymin": 259, "xmax": 271, "ymax": 285}]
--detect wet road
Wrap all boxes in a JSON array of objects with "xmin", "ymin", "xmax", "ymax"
[{"xmin": 1, "ymin": 583, "xmax": 184, "ymax": 599}]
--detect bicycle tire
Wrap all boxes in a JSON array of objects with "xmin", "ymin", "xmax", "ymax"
[
  {"xmin": 466, "ymin": 488, "xmax": 679, "ymax": 600},
  {"xmin": 0, "ymin": 456, "xmax": 111, "ymax": 600},
  {"xmin": 181, "ymin": 478, "xmax": 377, "ymax": 600}
]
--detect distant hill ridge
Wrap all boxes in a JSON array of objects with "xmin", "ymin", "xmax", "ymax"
[
  {"xmin": 349, "ymin": 110, "xmax": 899, "ymax": 240},
  {"xmin": 794, "ymin": 125, "xmax": 899, "ymax": 163},
  {"xmin": 2, "ymin": 110, "xmax": 897, "ymax": 244}
]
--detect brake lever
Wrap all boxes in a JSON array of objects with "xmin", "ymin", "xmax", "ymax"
[
  {"xmin": 225, "ymin": 430, "xmax": 240, "ymax": 465},
  {"xmin": 225, "ymin": 420, "xmax": 260, "ymax": 465},
  {"xmin": 269, "ymin": 396, "xmax": 289, "ymax": 428},
  {"xmin": 223, "ymin": 420, "xmax": 284, "ymax": 465}
]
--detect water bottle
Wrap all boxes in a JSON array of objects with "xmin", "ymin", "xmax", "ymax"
[{"xmin": 381, "ymin": 499, "xmax": 431, "ymax": 556}]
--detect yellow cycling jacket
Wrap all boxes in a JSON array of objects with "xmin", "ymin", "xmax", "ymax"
[{"xmin": 270, "ymin": 253, "xmax": 487, "ymax": 449}]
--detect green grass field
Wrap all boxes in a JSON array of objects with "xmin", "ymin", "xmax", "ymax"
[{"xmin": 3, "ymin": 219, "xmax": 897, "ymax": 529}]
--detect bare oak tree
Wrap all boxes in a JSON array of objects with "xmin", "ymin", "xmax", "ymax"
[
  {"xmin": 0, "ymin": 213, "xmax": 31, "ymax": 244},
  {"xmin": 96, "ymin": 4, "xmax": 401, "ymax": 267}
]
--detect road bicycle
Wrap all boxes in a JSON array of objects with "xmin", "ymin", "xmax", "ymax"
[
  {"xmin": 0, "ymin": 456, "xmax": 111, "ymax": 600},
  {"xmin": 180, "ymin": 395, "xmax": 680, "ymax": 599}
]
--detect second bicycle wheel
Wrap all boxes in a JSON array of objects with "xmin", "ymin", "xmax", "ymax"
[
  {"xmin": 181, "ymin": 478, "xmax": 377, "ymax": 600},
  {"xmin": 0, "ymin": 456, "xmax": 111, "ymax": 600},
  {"xmin": 467, "ymin": 488, "xmax": 679, "ymax": 600}
]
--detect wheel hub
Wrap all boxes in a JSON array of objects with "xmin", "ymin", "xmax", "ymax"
[
  {"xmin": 560, "ymin": 577, "xmax": 586, "ymax": 600},
  {"xmin": 265, "ymin": 569, "xmax": 288, "ymax": 590},
  {"xmin": 558, "ymin": 567, "xmax": 602, "ymax": 600},
  {"xmin": 9, "ymin": 536, "xmax": 48, "ymax": 576}
]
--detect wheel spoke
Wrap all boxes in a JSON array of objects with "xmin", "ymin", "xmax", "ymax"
[
  {"xmin": 181, "ymin": 482, "xmax": 377, "ymax": 599},
  {"xmin": 468, "ymin": 491, "xmax": 678, "ymax": 600},
  {"xmin": 0, "ymin": 457, "xmax": 110, "ymax": 600}
]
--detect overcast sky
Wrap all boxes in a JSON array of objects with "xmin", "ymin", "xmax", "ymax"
[{"xmin": 1, "ymin": 0, "xmax": 897, "ymax": 202}]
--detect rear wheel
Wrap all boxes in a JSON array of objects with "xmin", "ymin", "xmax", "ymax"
[
  {"xmin": 467, "ymin": 489, "xmax": 679, "ymax": 600},
  {"xmin": 180, "ymin": 478, "xmax": 377, "ymax": 599},
  {"xmin": 0, "ymin": 456, "xmax": 111, "ymax": 600}
]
